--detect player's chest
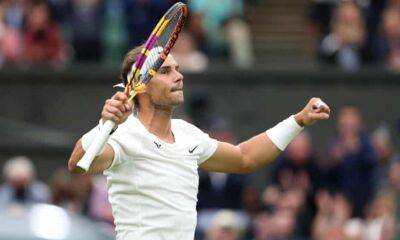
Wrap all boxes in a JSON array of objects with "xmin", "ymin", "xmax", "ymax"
[{"xmin": 136, "ymin": 136, "xmax": 201, "ymax": 166}]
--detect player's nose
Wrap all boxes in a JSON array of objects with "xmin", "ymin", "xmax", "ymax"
[{"xmin": 173, "ymin": 68, "xmax": 183, "ymax": 83}]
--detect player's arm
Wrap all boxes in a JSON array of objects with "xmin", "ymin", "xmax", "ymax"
[
  {"xmin": 68, "ymin": 140, "xmax": 115, "ymax": 174},
  {"xmin": 200, "ymin": 98, "xmax": 330, "ymax": 174},
  {"xmin": 68, "ymin": 92, "xmax": 133, "ymax": 174}
]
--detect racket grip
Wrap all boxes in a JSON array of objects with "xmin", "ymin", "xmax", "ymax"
[{"xmin": 76, "ymin": 120, "xmax": 116, "ymax": 172}]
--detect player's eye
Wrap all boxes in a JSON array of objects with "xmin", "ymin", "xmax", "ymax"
[{"xmin": 159, "ymin": 67, "xmax": 170, "ymax": 74}]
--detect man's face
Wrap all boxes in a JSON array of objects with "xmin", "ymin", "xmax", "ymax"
[
  {"xmin": 337, "ymin": 107, "xmax": 362, "ymax": 137},
  {"xmin": 142, "ymin": 55, "xmax": 184, "ymax": 109}
]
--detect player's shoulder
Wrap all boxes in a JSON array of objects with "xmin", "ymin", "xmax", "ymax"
[
  {"xmin": 172, "ymin": 118, "xmax": 205, "ymax": 136},
  {"xmin": 112, "ymin": 114, "xmax": 142, "ymax": 136},
  {"xmin": 121, "ymin": 114, "xmax": 140, "ymax": 128},
  {"xmin": 172, "ymin": 118, "xmax": 197, "ymax": 130}
]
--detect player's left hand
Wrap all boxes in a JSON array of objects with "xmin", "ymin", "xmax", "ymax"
[{"xmin": 295, "ymin": 97, "xmax": 331, "ymax": 127}]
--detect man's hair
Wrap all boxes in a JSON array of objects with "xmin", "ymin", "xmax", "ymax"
[
  {"xmin": 119, "ymin": 44, "xmax": 144, "ymax": 86},
  {"xmin": 119, "ymin": 44, "xmax": 145, "ymax": 108}
]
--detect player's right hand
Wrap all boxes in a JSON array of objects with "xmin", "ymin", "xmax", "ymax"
[
  {"xmin": 295, "ymin": 97, "xmax": 331, "ymax": 127},
  {"xmin": 101, "ymin": 92, "xmax": 133, "ymax": 125}
]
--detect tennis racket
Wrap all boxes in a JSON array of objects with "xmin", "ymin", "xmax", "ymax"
[{"xmin": 76, "ymin": 2, "xmax": 188, "ymax": 172}]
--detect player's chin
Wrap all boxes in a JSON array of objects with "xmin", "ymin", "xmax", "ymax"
[{"xmin": 170, "ymin": 93, "xmax": 184, "ymax": 106}]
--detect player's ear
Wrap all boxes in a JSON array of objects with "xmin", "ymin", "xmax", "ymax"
[
  {"xmin": 138, "ymin": 85, "xmax": 147, "ymax": 93},
  {"xmin": 134, "ymin": 91, "xmax": 148, "ymax": 109},
  {"xmin": 132, "ymin": 95, "xmax": 140, "ymax": 115}
]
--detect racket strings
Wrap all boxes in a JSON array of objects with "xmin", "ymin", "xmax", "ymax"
[
  {"xmin": 157, "ymin": 12, "xmax": 182, "ymax": 51},
  {"xmin": 138, "ymin": 11, "xmax": 183, "ymax": 83}
]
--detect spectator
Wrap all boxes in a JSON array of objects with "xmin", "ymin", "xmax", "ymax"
[
  {"xmin": 189, "ymin": 0, "xmax": 254, "ymax": 67},
  {"xmin": 327, "ymin": 106, "xmax": 378, "ymax": 217},
  {"xmin": 364, "ymin": 0, "xmax": 387, "ymax": 63},
  {"xmin": 261, "ymin": 185, "xmax": 281, "ymax": 210},
  {"xmin": 198, "ymin": 172, "xmax": 248, "ymax": 211},
  {"xmin": 186, "ymin": 6, "xmax": 207, "ymax": 53},
  {"xmin": 320, "ymin": 226, "xmax": 346, "ymax": 240},
  {"xmin": 309, "ymin": 0, "xmax": 370, "ymax": 36},
  {"xmin": 49, "ymin": 168, "xmax": 116, "ymax": 235},
  {"xmin": 364, "ymin": 191, "xmax": 396, "ymax": 240},
  {"xmin": 188, "ymin": 93, "xmax": 250, "ymax": 239},
  {"xmin": 269, "ymin": 132, "xmax": 320, "ymax": 238},
  {"xmin": 187, "ymin": 94, "xmax": 215, "ymax": 132},
  {"xmin": 172, "ymin": 31, "xmax": 208, "ymax": 73},
  {"xmin": 5, "ymin": 0, "xmax": 25, "ymax": 31},
  {"xmin": 0, "ymin": 156, "xmax": 49, "ymax": 206},
  {"xmin": 388, "ymin": 0, "xmax": 400, "ymax": 8},
  {"xmin": 204, "ymin": 209, "xmax": 243, "ymax": 240},
  {"xmin": 312, "ymin": 191, "xmax": 353, "ymax": 240},
  {"xmin": 280, "ymin": 189, "xmax": 309, "ymax": 232},
  {"xmin": 122, "ymin": 0, "xmax": 175, "ymax": 47},
  {"xmin": 388, "ymin": 161, "xmax": 400, "ymax": 193},
  {"xmin": 0, "ymin": 0, "xmax": 24, "ymax": 65},
  {"xmin": 269, "ymin": 209, "xmax": 298, "ymax": 240},
  {"xmin": 372, "ymin": 124, "xmax": 396, "ymax": 188},
  {"xmin": 374, "ymin": 7, "xmax": 400, "ymax": 70},
  {"xmin": 251, "ymin": 211, "xmax": 271, "ymax": 240},
  {"xmin": 197, "ymin": 170, "xmax": 249, "ymax": 238},
  {"xmin": 241, "ymin": 186, "xmax": 261, "ymax": 218},
  {"xmin": 309, "ymin": 0, "xmax": 338, "ymax": 38},
  {"xmin": 319, "ymin": 1, "xmax": 366, "ymax": 71},
  {"xmin": 59, "ymin": 172, "xmax": 114, "ymax": 235},
  {"xmin": 23, "ymin": 0, "xmax": 65, "ymax": 65},
  {"xmin": 87, "ymin": 175, "xmax": 114, "ymax": 234},
  {"xmin": 50, "ymin": 168, "xmax": 81, "ymax": 212},
  {"xmin": 49, "ymin": 0, "xmax": 70, "ymax": 24},
  {"xmin": 190, "ymin": 93, "xmax": 246, "ymax": 214},
  {"xmin": 271, "ymin": 132, "xmax": 319, "ymax": 194},
  {"xmin": 69, "ymin": 0, "xmax": 104, "ymax": 61},
  {"xmin": 72, "ymin": 173, "xmax": 94, "ymax": 215},
  {"xmin": 102, "ymin": 0, "xmax": 127, "ymax": 64},
  {"xmin": 343, "ymin": 218, "xmax": 365, "ymax": 240},
  {"xmin": 388, "ymin": 161, "xmax": 400, "ymax": 239},
  {"xmin": 223, "ymin": 16, "xmax": 254, "ymax": 68},
  {"xmin": 250, "ymin": 204, "xmax": 300, "ymax": 239}
]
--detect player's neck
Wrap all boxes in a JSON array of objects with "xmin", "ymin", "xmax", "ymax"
[{"xmin": 137, "ymin": 106, "xmax": 174, "ymax": 143}]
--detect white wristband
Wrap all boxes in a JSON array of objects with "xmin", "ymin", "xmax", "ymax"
[
  {"xmin": 266, "ymin": 115, "xmax": 304, "ymax": 151},
  {"xmin": 81, "ymin": 120, "xmax": 103, "ymax": 156}
]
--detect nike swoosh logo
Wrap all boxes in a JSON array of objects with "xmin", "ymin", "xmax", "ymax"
[
  {"xmin": 154, "ymin": 141, "xmax": 161, "ymax": 149},
  {"xmin": 189, "ymin": 145, "xmax": 199, "ymax": 154}
]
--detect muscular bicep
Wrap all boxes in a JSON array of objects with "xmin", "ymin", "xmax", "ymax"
[
  {"xmin": 200, "ymin": 142, "xmax": 247, "ymax": 173},
  {"xmin": 199, "ymin": 133, "xmax": 281, "ymax": 174}
]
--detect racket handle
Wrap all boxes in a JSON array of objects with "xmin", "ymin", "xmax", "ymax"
[{"xmin": 76, "ymin": 120, "xmax": 116, "ymax": 172}]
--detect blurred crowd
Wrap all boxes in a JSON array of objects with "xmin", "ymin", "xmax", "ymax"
[
  {"xmin": 0, "ymin": 0, "xmax": 254, "ymax": 70},
  {"xmin": 1, "ymin": 103, "xmax": 399, "ymax": 239},
  {"xmin": 310, "ymin": 0, "xmax": 400, "ymax": 71},
  {"xmin": 1, "ymin": 0, "xmax": 399, "ymax": 71}
]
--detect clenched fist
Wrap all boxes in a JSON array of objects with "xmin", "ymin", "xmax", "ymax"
[
  {"xmin": 101, "ymin": 92, "xmax": 133, "ymax": 125},
  {"xmin": 295, "ymin": 98, "xmax": 331, "ymax": 127}
]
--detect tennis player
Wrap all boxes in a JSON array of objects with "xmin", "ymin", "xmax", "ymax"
[{"xmin": 68, "ymin": 46, "xmax": 331, "ymax": 240}]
